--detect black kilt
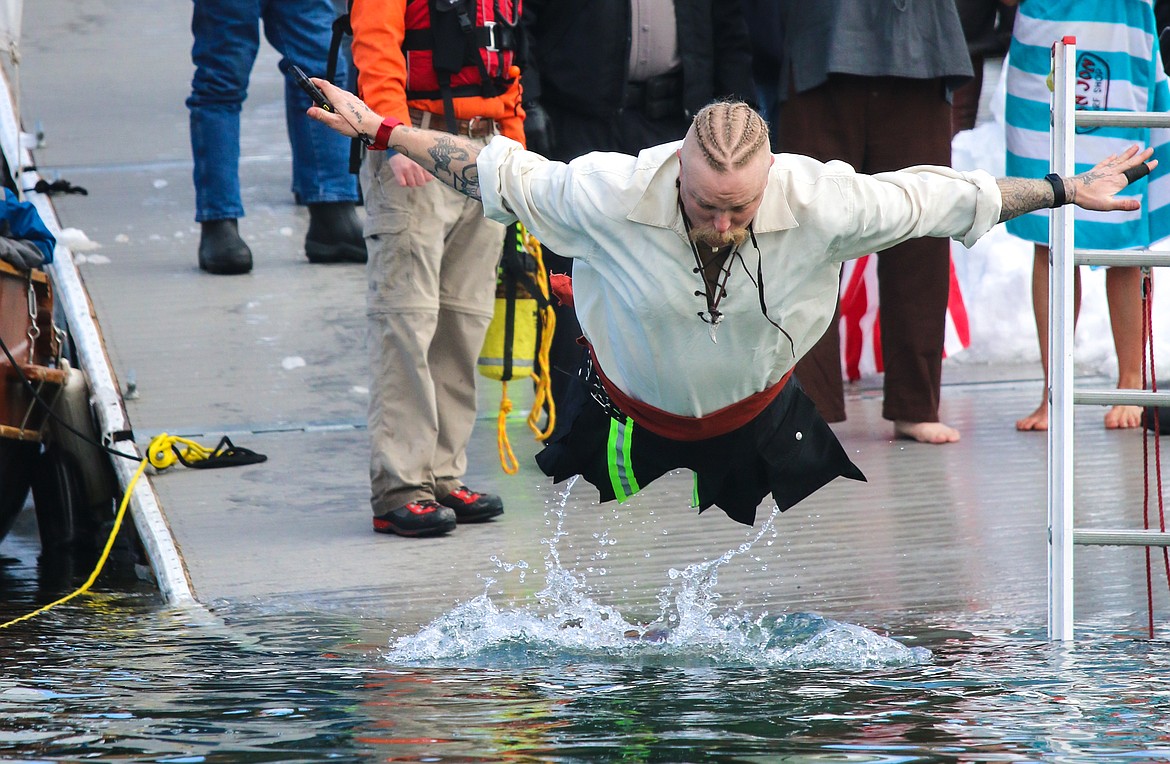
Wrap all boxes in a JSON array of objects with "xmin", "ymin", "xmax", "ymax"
[{"xmin": 535, "ymin": 356, "xmax": 866, "ymax": 525}]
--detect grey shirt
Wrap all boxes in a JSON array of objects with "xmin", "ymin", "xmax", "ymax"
[
  {"xmin": 779, "ymin": 0, "xmax": 973, "ymax": 99},
  {"xmin": 628, "ymin": 0, "xmax": 681, "ymax": 81}
]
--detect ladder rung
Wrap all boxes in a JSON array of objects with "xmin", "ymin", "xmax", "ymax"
[
  {"xmin": 1074, "ymin": 111, "xmax": 1170, "ymax": 128},
  {"xmin": 1074, "ymin": 389, "xmax": 1170, "ymax": 407},
  {"xmin": 1074, "ymin": 249, "xmax": 1170, "ymax": 268},
  {"xmin": 1074, "ymin": 529, "xmax": 1170, "ymax": 546}
]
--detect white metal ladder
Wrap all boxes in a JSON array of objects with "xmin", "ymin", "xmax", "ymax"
[{"xmin": 1049, "ymin": 38, "xmax": 1170, "ymax": 640}]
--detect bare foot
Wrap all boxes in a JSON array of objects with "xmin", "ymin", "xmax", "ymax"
[
  {"xmin": 1016, "ymin": 401, "xmax": 1048, "ymax": 431},
  {"xmin": 1104, "ymin": 404, "xmax": 1142, "ymax": 429},
  {"xmin": 894, "ymin": 420, "xmax": 961, "ymax": 444}
]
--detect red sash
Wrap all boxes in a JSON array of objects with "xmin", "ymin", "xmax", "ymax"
[{"xmin": 585, "ymin": 342, "xmax": 791, "ymax": 442}]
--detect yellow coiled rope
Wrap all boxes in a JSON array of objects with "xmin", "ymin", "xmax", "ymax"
[
  {"xmin": 147, "ymin": 432, "xmax": 266, "ymax": 471},
  {"xmin": 496, "ymin": 387, "xmax": 519, "ymax": 474},
  {"xmin": 525, "ymin": 226, "xmax": 556, "ymax": 441},
  {"xmin": 147, "ymin": 433, "xmax": 216, "ymax": 470}
]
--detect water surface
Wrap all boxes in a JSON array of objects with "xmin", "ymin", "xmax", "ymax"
[{"xmin": 3, "ymin": 501, "xmax": 1170, "ymax": 763}]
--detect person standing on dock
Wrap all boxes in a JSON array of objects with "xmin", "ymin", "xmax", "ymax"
[
  {"xmin": 348, "ymin": 0, "xmax": 525, "ymax": 537},
  {"xmin": 774, "ymin": 1, "xmax": 974, "ymax": 446},
  {"xmin": 187, "ymin": 0, "xmax": 366, "ymax": 275},
  {"xmin": 305, "ymin": 82, "xmax": 1155, "ymax": 526}
]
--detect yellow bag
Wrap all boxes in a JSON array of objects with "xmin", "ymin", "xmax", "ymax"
[
  {"xmin": 477, "ymin": 284, "xmax": 538, "ymax": 382},
  {"xmin": 477, "ymin": 222, "xmax": 556, "ymax": 473}
]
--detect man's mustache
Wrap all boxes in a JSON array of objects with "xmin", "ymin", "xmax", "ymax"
[{"xmin": 688, "ymin": 225, "xmax": 749, "ymax": 249}]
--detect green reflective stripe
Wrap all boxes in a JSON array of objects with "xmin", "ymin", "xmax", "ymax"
[
  {"xmin": 605, "ymin": 419, "xmax": 626, "ymax": 501},
  {"xmin": 692, "ymin": 472, "xmax": 700, "ymax": 508},
  {"xmin": 606, "ymin": 417, "xmax": 640, "ymax": 502},
  {"xmin": 622, "ymin": 419, "xmax": 640, "ymax": 495}
]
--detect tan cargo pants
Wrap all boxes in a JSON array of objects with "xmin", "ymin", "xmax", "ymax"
[{"xmin": 360, "ymin": 146, "xmax": 504, "ymax": 515}]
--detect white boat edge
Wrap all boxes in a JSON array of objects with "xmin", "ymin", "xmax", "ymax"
[{"xmin": 0, "ymin": 32, "xmax": 195, "ymax": 605}]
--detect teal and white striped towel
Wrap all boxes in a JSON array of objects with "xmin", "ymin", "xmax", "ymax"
[{"xmin": 1004, "ymin": 0, "xmax": 1170, "ymax": 249}]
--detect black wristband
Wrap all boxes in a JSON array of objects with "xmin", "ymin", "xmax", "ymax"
[{"xmin": 1044, "ymin": 173, "xmax": 1067, "ymax": 208}]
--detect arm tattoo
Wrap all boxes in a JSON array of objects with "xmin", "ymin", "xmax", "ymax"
[
  {"xmin": 389, "ymin": 129, "xmax": 485, "ymax": 201},
  {"xmin": 429, "ymin": 137, "xmax": 481, "ymax": 199},
  {"xmin": 456, "ymin": 166, "xmax": 481, "ymax": 199},
  {"xmin": 998, "ymin": 177, "xmax": 1063, "ymax": 223},
  {"xmin": 429, "ymin": 136, "xmax": 467, "ymax": 175}
]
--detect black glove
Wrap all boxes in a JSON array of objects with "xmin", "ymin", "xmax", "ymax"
[{"xmin": 523, "ymin": 99, "xmax": 554, "ymax": 157}]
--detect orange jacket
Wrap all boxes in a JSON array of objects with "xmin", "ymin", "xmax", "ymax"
[{"xmin": 350, "ymin": 0, "xmax": 526, "ymax": 144}]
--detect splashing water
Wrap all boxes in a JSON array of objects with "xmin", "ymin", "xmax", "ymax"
[{"xmin": 384, "ymin": 477, "xmax": 930, "ymax": 669}]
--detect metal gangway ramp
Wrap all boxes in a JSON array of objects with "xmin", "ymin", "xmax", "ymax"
[{"xmin": 1049, "ymin": 37, "xmax": 1170, "ymax": 640}]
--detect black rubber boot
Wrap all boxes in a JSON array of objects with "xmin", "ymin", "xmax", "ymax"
[
  {"xmin": 305, "ymin": 202, "xmax": 367, "ymax": 264},
  {"xmin": 198, "ymin": 219, "xmax": 253, "ymax": 275}
]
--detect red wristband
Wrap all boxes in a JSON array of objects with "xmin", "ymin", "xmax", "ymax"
[{"xmin": 368, "ymin": 116, "xmax": 404, "ymax": 151}]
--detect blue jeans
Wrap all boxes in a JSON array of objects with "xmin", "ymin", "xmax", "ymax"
[{"xmin": 187, "ymin": 0, "xmax": 358, "ymax": 222}]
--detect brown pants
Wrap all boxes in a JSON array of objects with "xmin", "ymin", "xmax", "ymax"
[{"xmin": 779, "ymin": 74, "xmax": 953, "ymax": 424}]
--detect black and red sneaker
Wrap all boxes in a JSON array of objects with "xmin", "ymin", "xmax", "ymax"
[
  {"xmin": 437, "ymin": 486, "xmax": 504, "ymax": 523},
  {"xmin": 372, "ymin": 500, "xmax": 457, "ymax": 537}
]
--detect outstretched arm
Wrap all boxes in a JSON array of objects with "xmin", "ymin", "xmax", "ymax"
[
  {"xmin": 307, "ymin": 78, "xmax": 487, "ymax": 200},
  {"xmin": 309, "ymin": 78, "xmax": 1157, "ymax": 223},
  {"xmin": 997, "ymin": 145, "xmax": 1156, "ymax": 223}
]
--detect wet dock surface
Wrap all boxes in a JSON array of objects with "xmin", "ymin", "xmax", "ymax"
[{"xmin": 9, "ymin": 0, "xmax": 1170, "ymax": 637}]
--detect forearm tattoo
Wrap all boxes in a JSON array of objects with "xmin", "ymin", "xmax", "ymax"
[
  {"xmin": 389, "ymin": 129, "xmax": 484, "ymax": 201},
  {"xmin": 429, "ymin": 137, "xmax": 481, "ymax": 200},
  {"xmin": 997, "ymin": 176, "xmax": 1078, "ymax": 222},
  {"xmin": 456, "ymin": 166, "xmax": 481, "ymax": 199}
]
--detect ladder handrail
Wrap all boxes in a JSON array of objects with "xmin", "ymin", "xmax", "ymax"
[
  {"xmin": 1049, "ymin": 38, "xmax": 1078, "ymax": 642},
  {"xmin": 1074, "ymin": 529, "xmax": 1170, "ymax": 547}
]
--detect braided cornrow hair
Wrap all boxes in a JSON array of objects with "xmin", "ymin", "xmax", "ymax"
[{"xmin": 691, "ymin": 100, "xmax": 770, "ymax": 171}]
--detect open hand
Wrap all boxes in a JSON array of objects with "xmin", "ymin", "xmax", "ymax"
[{"xmin": 1071, "ymin": 145, "xmax": 1157, "ymax": 212}]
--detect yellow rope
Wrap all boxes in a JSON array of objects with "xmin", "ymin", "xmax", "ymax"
[
  {"xmin": 496, "ymin": 382, "xmax": 520, "ymax": 474},
  {"xmin": 524, "ymin": 227, "xmax": 556, "ymax": 440},
  {"xmin": 0, "ymin": 457, "xmax": 147, "ymax": 630},
  {"xmin": 0, "ymin": 432, "xmax": 260, "ymax": 627},
  {"xmin": 492, "ymin": 225, "xmax": 558, "ymax": 473},
  {"xmin": 146, "ymin": 432, "xmax": 217, "ymax": 470}
]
